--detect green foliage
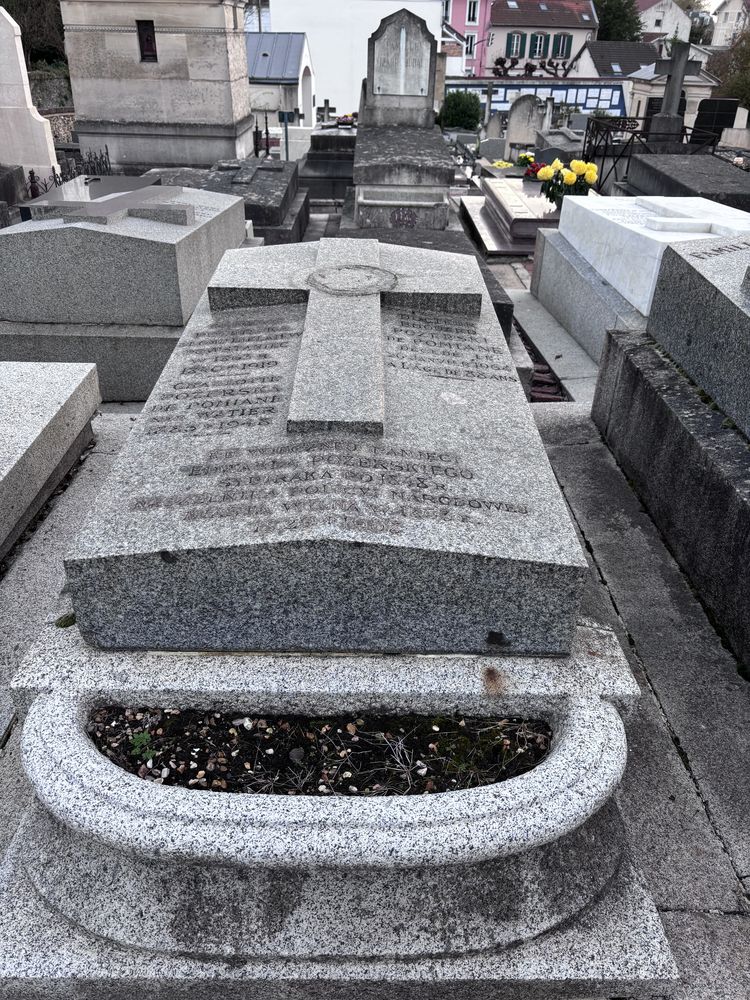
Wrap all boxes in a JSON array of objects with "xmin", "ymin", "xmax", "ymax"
[
  {"xmin": 709, "ymin": 31, "xmax": 750, "ymax": 108},
  {"xmin": 2, "ymin": 0, "xmax": 65, "ymax": 65},
  {"xmin": 439, "ymin": 90, "xmax": 482, "ymax": 130},
  {"xmin": 594, "ymin": 0, "xmax": 643, "ymax": 42},
  {"xmin": 130, "ymin": 732, "xmax": 153, "ymax": 761}
]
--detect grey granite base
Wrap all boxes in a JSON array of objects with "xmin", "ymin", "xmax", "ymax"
[
  {"xmin": 254, "ymin": 188, "xmax": 310, "ymax": 245},
  {"xmin": 593, "ymin": 328, "xmax": 750, "ymax": 667},
  {"xmin": 0, "ymin": 422, "xmax": 93, "ymax": 565},
  {"xmin": 2, "ymin": 618, "xmax": 676, "ymax": 997},
  {"xmin": 530, "ymin": 228, "xmax": 647, "ymax": 363},
  {"xmin": 0, "ymin": 846, "xmax": 676, "ymax": 1000},
  {"xmin": 0, "ymin": 362, "xmax": 100, "ymax": 560},
  {"xmin": 0, "ymin": 321, "xmax": 180, "ymax": 402}
]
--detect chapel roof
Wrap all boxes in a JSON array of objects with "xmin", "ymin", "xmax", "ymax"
[{"xmin": 245, "ymin": 32, "xmax": 306, "ymax": 83}]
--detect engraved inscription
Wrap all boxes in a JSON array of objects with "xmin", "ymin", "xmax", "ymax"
[
  {"xmin": 688, "ymin": 239, "xmax": 750, "ymax": 261},
  {"xmin": 139, "ymin": 313, "xmax": 303, "ymax": 437},
  {"xmin": 129, "ymin": 439, "xmax": 529, "ymax": 533},
  {"xmin": 384, "ymin": 307, "xmax": 515, "ymax": 383}
]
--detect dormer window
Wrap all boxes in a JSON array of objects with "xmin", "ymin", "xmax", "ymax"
[
  {"xmin": 611, "ymin": 62, "xmax": 622, "ymax": 73},
  {"xmin": 507, "ymin": 1, "xmax": 519, "ymax": 8}
]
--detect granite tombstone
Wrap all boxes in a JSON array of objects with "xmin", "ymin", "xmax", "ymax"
[
  {"xmin": 648, "ymin": 234, "xmax": 750, "ymax": 437},
  {"xmin": 0, "ymin": 237, "xmax": 676, "ymax": 1000},
  {"xmin": 0, "ymin": 186, "xmax": 247, "ymax": 399},
  {"xmin": 353, "ymin": 10, "xmax": 452, "ymax": 230},
  {"xmin": 65, "ymin": 237, "xmax": 586, "ymax": 655}
]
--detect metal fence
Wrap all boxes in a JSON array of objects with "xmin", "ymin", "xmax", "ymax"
[
  {"xmin": 582, "ymin": 117, "xmax": 719, "ymax": 192},
  {"xmin": 25, "ymin": 146, "xmax": 112, "ymax": 199}
]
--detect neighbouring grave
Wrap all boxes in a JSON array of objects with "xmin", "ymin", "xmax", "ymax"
[
  {"xmin": 0, "ymin": 8, "xmax": 57, "ymax": 179},
  {"xmin": 353, "ymin": 10, "xmax": 453, "ymax": 230},
  {"xmin": 503, "ymin": 94, "xmax": 549, "ymax": 162},
  {"xmin": 534, "ymin": 126, "xmax": 583, "ymax": 166},
  {"xmin": 148, "ymin": 157, "xmax": 310, "ymax": 245},
  {"xmin": 624, "ymin": 152, "xmax": 750, "ymax": 211},
  {"xmin": 593, "ymin": 325, "xmax": 750, "ymax": 667},
  {"xmin": 298, "ymin": 128, "xmax": 357, "ymax": 201},
  {"xmin": 532, "ymin": 194, "xmax": 750, "ymax": 360},
  {"xmin": 2, "ymin": 235, "xmax": 676, "ymax": 998},
  {"xmin": 462, "ymin": 175, "xmax": 559, "ymax": 256},
  {"xmin": 648, "ymin": 235, "xmax": 750, "ymax": 437},
  {"xmin": 0, "ymin": 361, "xmax": 99, "ymax": 561},
  {"xmin": 0, "ymin": 187, "xmax": 246, "ymax": 400}
]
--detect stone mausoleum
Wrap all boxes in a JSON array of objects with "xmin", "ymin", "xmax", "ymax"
[{"xmin": 61, "ymin": 0, "xmax": 254, "ymax": 170}]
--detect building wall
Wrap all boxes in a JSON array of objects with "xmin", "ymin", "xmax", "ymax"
[
  {"xmin": 61, "ymin": 0, "xmax": 250, "ymax": 126},
  {"xmin": 443, "ymin": 0, "xmax": 492, "ymax": 74},
  {"xmin": 248, "ymin": 38, "xmax": 315, "ymax": 125},
  {"xmin": 269, "ymin": 0, "xmax": 442, "ymax": 114},
  {"xmin": 446, "ymin": 76, "xmax": 626, "ymax": 114},
  {"xmin": 640, "ymin": 0, "xmax": 691, "ymax": 42},
  {"xmin": 712, "ymin": 0, "xmax": 748, "ymax": 47},
  {"xmin": 628, "ymin": 77, "xmax": 715, "ymax": 127},
  {"xmin": 486, "ymin": 26, "xmax": 594, "ymax": 72}
]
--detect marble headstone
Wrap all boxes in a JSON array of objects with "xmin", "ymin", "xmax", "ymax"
[{"xmin": 559, "ymin": 195, "xmax": 750, "ymax": 315}]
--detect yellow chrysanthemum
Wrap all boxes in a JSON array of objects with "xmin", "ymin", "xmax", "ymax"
[
  {"xmin": 537, "ymin": 165, "xmax": 555, "ymax": 181},
  {"xmin": 492, "ymin": 160, "xmax": 513, "ymax": 169},
  {"xmin": 562, "ymin": 169, "xmax": 577, "ymax": 186},
  {"xmin": 584, "ymin": 167, "xmax": 598, "ymax": 185},
  {"xmin": 570, "ymin": 159, "xmax": 588, "ymax": 175},
  {"xmin": 586, "ymin": 162, "xmax": 597, "ymax": 171},
  {"xmin": 551, "ymin": 158, "xmax": 564, "ymax": 172}
]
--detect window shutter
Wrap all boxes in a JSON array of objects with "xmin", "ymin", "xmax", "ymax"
[
  {"xmin": 506, "ymin": 33, "xmax": 513, "ymax": 57},
  {"xmin": 542, "ymin": 33, "xmax": 550, "ymax": 56},
  {"xmin": 519, "ymin": 32, "xmax": 527, "ymax": 57},
  {"xmin": 565, "ymin": 34, "xmax": 573, "ymax": 57}
]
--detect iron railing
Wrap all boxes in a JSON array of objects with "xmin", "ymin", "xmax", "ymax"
[
  {"xmin": 25, "ymin": 146, "xmax": 112, "ymax": 199},
  {"xmin": 582, "ymin": 117, "xmax": 718, "ymax": 192}
]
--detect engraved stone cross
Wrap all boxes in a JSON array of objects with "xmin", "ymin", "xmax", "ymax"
[{"xmin": 208, "ymin": 238, "xmax": 483, "ymax": 436}]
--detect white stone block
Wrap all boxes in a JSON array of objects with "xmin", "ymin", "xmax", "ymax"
[
  {"xmin": 558, "ymin": 195, "xmax": 750, "ymax": 315},
  {"xmin": 0, "ymin": 8, "xmax": 58, "ymax": 177}
]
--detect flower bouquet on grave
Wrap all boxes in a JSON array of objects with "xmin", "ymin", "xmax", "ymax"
[
  {"xmin": 516, "ymin": 151, "xmax": 536, "ymax": 168},
  {"xmin": 536, "ymin": 159, "xmax": 598, "ymax": 207},
  {"xmin": 491, "ymin": 159, "xmax": 514, "ymax": 170},
  {"xmin": 524, "ymin": 161, "xmax": 543, "ymax": 179}
]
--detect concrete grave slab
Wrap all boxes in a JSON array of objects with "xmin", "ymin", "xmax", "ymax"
[
  {"xmin": 0, "ymin": 361, "xmax": 99, "ymax": 561},
  {"xmin": 647, "ymin": 233, "xmax": 750, "ymax": 437},
  {"xmin": 65, "ymin": 238, "xmax": 587, "ymax": 655},
  {"xmin": 0, "ymin": 187, "xmax": 246, "ymax": 400}
]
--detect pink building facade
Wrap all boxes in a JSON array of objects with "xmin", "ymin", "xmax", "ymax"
[{"xmin": 442, "ymin": 0, "xmax": 493, "ymax": 76}]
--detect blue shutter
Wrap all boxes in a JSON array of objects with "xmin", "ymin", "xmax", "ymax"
[
  {"xmin": 518, "ymin": 32, "xmax": 527, "ymax": 57},
  {"xmin": 542, "ymin": 33, "xmax": 550, "ymax": 56},
  {"xmin": 506, "ymin": 33, "xmax": 513, "ymax": 57},
  {"xmin": 552, "ymin": 33, "xmax": 562, "ymax": 57}
]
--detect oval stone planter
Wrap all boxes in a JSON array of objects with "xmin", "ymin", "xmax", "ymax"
[{"xmin": 20, "ymin": 691, "xmax": 628, "ymax": 961}]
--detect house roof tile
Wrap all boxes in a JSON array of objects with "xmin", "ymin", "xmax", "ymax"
[{"xmin": 490, "ymin": 0, "xmax": 598, "ymax": 29}]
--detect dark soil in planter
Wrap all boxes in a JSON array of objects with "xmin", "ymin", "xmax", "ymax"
[{"xmin": 88, "ymin": 707, "xmax": 553, "ymax": 796}]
